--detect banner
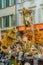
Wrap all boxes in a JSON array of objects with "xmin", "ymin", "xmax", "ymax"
[{"xmin": 18, "ymin": 24, "xmax": 43, "ymax": 31}]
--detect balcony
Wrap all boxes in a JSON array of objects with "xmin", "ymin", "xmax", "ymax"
[{"xmin": 0, "ymin": 5, "xmax": 15, "ymax": 17}]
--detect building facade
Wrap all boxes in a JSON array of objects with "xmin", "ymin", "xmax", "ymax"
[
  {"xmin": 16, "ymin": 0, "xmax": 43, "ymax": 26},
  {"xmin": 0, "ymin": 0, "xmax": 16, "ymax": 29},
  {"xmin": 0, "ymin": 0, "xmax": 43, "ymax": 40},
  {"xmin": 0, "ymin": 0, "xmax": 43, "ymax": 29}
]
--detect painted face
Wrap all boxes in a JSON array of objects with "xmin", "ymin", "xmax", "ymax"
[{"xmin": 23, "ymin": 36, "xmax": 28, "ymax": 42}]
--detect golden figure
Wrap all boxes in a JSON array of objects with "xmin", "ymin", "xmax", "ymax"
[{"xmin": 19, "ymin": 8, "xmax": 32, "ymax": 26}]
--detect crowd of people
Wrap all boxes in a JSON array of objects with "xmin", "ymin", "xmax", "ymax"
[
  {"xmin": 0, "ymin": 31, "xmax": 43, "ymax": 65},
  {"xmin": 0, "ymin": 31, "xmax": 28, "ymax": 65}
]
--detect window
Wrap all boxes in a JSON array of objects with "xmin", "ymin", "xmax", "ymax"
[
  {"xmin": 11, "ymin": 0, "xmax": 16, "ymax": 6},
  {"xmin": 2, "ymin": 0, "xmax": 16, "ymax": 8},
  {"xmin": 6, "ymin": 0, "xmax": 9, "ymax": 7},
  {"xmin": 14, "ymin": 0, "xmax": 16, "ymax": 5},
  {"xmin": 6, "ymin": 16, "xmax": 9, "ymax": 27},
  {"xmin": 0, "ymin": 17, "xmax": 2, "ymax": 28},
  {"xmin": 11, "ymin": 0, "xmax": 14, "ymax": 6},
  {"xmin": 41, "ymin": 7, "xmax": 43, "ymax": 23},
  {"xmin": 3, "ymin": 16, "xmax": 9, "ymax": 27},
  {"xmin": 3, "ymin": 17, "xmax": 6, "ymax": 27},
  {"xmin": 11, "ymin": 15, "xmax": 15, "ymax": 26},
  {"xmin": 16, "ymin": 13, "xmax": 24, "ymax": 26},
  {"xmin": 38, "ymin": 8, "xmax": 41, "ymax": 23},
  {"xmin": 2, "ymin": 0, "xmax": 10, "ymax": 8},
  {"xmin": 0, "ymin": 0, "xmax": 2, "ymax": 9},
  {"xmin": 2, "ymin": 0, "xmax": 6, "ymax": 8}
]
